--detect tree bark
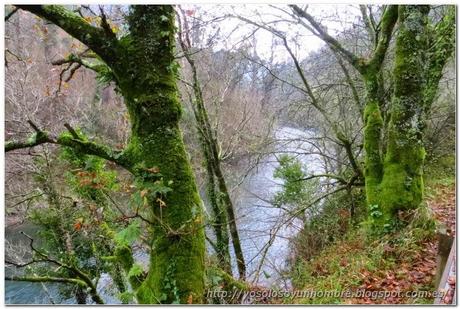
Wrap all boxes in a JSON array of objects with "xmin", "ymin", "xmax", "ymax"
[
  {"xmin": 118, "ymin": 6, "xmax": 205, "ymax": 303},
  {"xmin": 378, "ymin": 6, "xmax": 430, "ymax": 217},
  {"xmin": 14, "ymin": 5, "xmax": 206, "ymax": 303},
  {"xmin": 178, "ymin": 13, "xmax": 246, "ymax": 280}
]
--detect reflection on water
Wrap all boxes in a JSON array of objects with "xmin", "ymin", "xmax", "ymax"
[{"xmin": 5, "ymin": 126, "xmax": 321, "ymax": 303}]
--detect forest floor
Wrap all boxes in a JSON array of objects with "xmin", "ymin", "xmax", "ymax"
[
  {"xmin": 247, "ymin": 173, "xmax": 455, "ymax": 305},
  {"xmin": 348, "ymin": 181, "xmax": 455, "ymax": 304}
]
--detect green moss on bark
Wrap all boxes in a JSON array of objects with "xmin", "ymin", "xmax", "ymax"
[
  {"xmin": 362, "ymin": 75, "xmax": 384, "ymax": 208},
  {"xmin": 379, "ymin": 6, "xmax": 429, "ymax": 216},
  {"xmin": 117, "ymin": 7, "xmax": 205, "ymax": 303},
  {"xmin": 128, "ymin": 126, "xmax": 205, "ymax": 303}
]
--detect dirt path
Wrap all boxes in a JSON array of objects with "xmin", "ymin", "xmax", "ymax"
[
  {"xmin": 353, "ymin": 184, "xmax": 456, "ymax": 304},
  {"xmin": 429, "ymin": 184, "xmax": 456, "ymax": 304}
]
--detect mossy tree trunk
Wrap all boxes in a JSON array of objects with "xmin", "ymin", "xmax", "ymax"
[
  {"xmin": 14, "ymin": 5, "xmax": 205, "ymax": 303},
  {"xmin": 378, "ymin": 6, "xmax": 430, "ymax": 219},
  {"xmin": 205, "ymin": 149, "xmax": 232, "ymax": 275},
  {"xmin": 120, "ymin": 7, "xmax": 205, "ymax": 303},
  {"xmin": 177, "ymin": 19, "xmax": 232, "ymax": 273},
  {"xmin": 178, "ymin": 14, "xmax": 246, "ymax": 280},
  {"xmin": 213, "ymin": 157, "xmax": 247, "ymax": 279},
  {"xmin": 366, "ymin": 5, "xmax": 455, "ymax": 223},
  {"xmin": 290, "ymin": 4, "xmax": 455, "ymax": 229},
  {"xmin": 362, "ymin": 72, "xmax": 385, "ymax": 211},
  {"xmin": 379, "ymin": 5, "xmax": 455, "ymax": 220},
  {"xmin": 189, "ymin": 70, "xmax": 233, "ymax": 275}
]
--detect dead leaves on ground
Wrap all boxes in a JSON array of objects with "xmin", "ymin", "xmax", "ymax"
[{"xmin": 353, "ymin": 184, "xmax": 455, "ymax": 304}]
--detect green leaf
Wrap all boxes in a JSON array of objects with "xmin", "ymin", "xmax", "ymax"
[
  {"xmin": 144, "ymin": 181, "xmax": 173, "ymax": 196},
  {"xmin": 159, "ymin": 293, "xmax": 167, "ymax": 301},
  {"xmin": 27, "ymin": 133, "xmax": 38, "ymax": 144},
  {"xmin": 210, "ymin": 274, "xmax": 221, "ymax": 285},
  {"xmin": 115, "ymin": 219, "xmax": 141, "ymax": 246},
  {"xmin": 160, "ymin": 30, "xmax": 170, "ymax": 37},
  {"xmin": 131, "ymin": 191, "xmax": 142, "ymax": 207},
  {"xmin": 191, "ymin": 205, "xmax": 199, "ymax": 218},
  {"xmin": 118, "ymin": 291, "xmax": 134, "ymax": 304},
  {"xmin": 128, "ymin": 263, "xmax": 143, "ymax": 278}
]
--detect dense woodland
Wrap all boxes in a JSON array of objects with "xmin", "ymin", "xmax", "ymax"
[{"xmin": 4, "ymin": 4, "xmax": 456, "ymax": 304}]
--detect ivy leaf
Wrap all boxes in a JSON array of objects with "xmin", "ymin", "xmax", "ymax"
[
  {"xmin": 210, "ymin": 274, "xmax": 221, "ymax": 285},
  {"xmin": 160, "ymin": 30, "xmax": 170, "ymax": 38},
  {"xmin": 144, "ymin": 181, "xmax": 173, "ymax": 196},
  {"xmin": 159, "ymin": 293, "xmax": 167, "ymax": 301},
  {"xmin": 263, "ymin": 270, "xmax": 271, "ymax": 279}
]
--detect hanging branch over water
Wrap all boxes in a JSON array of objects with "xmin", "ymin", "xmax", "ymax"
[{"xmin": 5, "ymin": 231, "xmax": 104, "ymax": 304}]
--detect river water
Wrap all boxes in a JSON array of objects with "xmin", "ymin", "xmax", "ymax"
[
  {"xmin": 235, "ymin": 126, "xmax": 323, "ymax": 287},
  {"xmin": 5, "ymin": 126, "xmax": 322, "ymax": 304}
]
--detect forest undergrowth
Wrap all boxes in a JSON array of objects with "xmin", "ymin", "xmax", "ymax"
[{"xmin": 242, "ymin": 157, "xmax": 456, "ymax": 305}]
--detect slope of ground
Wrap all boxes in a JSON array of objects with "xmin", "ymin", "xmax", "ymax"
[{"xmin": 284, "ymin": 178, "xmax": 455, "ymax": 304}]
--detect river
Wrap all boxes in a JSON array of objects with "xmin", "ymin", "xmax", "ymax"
[
  {"xmin": 235, "ymin": 126, "xmax": 323, "ymax": 287},
  {"xmin": 5, "ymin": 126, "xmax": 323, "ymax": 304}
]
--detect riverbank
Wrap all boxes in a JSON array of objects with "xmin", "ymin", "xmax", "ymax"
[
  {"xmin": 282, "ymin": 169, "xmax": 455, "ymax": 304},
  {"xmin": 215, "ymin": 174, "xmax": 455, "ymax": 305}
]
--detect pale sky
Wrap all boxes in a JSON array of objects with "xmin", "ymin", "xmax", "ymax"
[{"xmin": 182, "ymin": 4, "xmax": 363, "ymax": 63}]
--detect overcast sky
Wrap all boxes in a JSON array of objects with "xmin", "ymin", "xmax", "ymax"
[{"xmin": 183, "ymin": 4, "xmax": 363, "ymax": 63}]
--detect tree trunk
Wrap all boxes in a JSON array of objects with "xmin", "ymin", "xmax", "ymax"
[
  {"xmin": 212, "ymin": 159, "xmax": 247, "ymax": 280},
  {"xmin": 178, "ymin": 16, "xmax": 246, "ymax": 280},
  {"xmin": 379, "ymin": 6, "xmax": 430, "ymax": 217},
  {"xmin": 75, "ymin": 286, "xmax": 87, "ymax": 304},
  {"xmin": 184, "ymin": 53, "xmax": 232, "ymax": 274},
  {"xmin": 116, "ymin": 7, "xmax": 205, "ymax": 303},
  {"xmin": 205, "ymin": 156, "xmax": 232, "ymax": 274},
  {"xmin": 362, "ymin": 72, "xmax": 384, "ymax": 213},
  {"xmin": 14, "ymin": 5, "xmax": 206, "ymax": 303}
]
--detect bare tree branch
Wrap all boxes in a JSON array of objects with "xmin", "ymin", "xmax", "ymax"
[
  {"xmin": 289, "ymin": 5, "xmax": 362, "ymax": 69},
  {"xmin": 16, "ymin": 5, "xmax": 119, "ymax": 66},
  {"xmin": 5, "ymin": 121, "xmax": 132, "ymax": 171}
]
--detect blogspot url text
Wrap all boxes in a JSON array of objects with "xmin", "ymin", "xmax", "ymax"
[{"xmin": 206, "ymin": 289, "xmax": 445, "ymax": 301}]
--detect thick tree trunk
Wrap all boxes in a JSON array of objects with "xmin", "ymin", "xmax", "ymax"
[
  {"xmin": 379, "ymin": 6, "xmax": 430, "ymax": 217},
  {"xmin": 116, "ymin": 7, "xmax": 205, "ymax": 303},
  {"xmin": 15, "ymin": 5, "xmax": 206, "ymax": 303}
]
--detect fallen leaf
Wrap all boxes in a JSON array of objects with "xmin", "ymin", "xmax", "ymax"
[{"xmin": 146, "ymin": 166, "xmax": 160, "ymax": 173}]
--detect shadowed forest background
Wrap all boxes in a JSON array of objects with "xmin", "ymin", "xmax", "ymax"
[{"xmin": 4, "ymin": 4, "xmax": 456, "ymax": 304}]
